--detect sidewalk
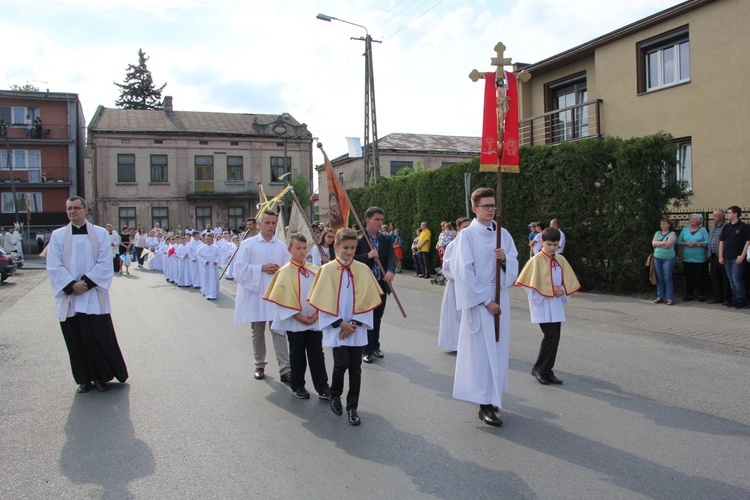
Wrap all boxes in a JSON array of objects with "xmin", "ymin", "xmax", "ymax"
[{"xmin": 395, "ymin": 272, "xmax": 750, "ymax": 350}]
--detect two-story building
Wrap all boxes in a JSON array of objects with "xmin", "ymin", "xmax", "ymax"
[
  {"xmin": 515, "ymin": 0, "xmax": 747, "ymax": 211},
  {"xmin": 316, "ymin": 133, "xmax": 480, "ymax": 222},
  {"xmin": 0, "ymin": 90, "xmax": 86, "ymax": 238},
  {"xmin": 88, "ymin": 97, "xmax": 313, "ymax": 231}
]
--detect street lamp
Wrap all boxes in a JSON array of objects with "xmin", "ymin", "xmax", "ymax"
[{"xmin": 317, "ymin": 13, "xmax": 381, "ymax": 186}]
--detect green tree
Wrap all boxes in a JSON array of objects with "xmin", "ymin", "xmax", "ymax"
[
  {"xmin": 114, "ymin": 49, "xmax": 167, "ymax": 110},
  {"xmin": 287, "ymin": 170, "xmax": 312, "ymax": 210},
  {"xmin": 10, "ymin": 83, "xmax": 40, "ymax": 92}
]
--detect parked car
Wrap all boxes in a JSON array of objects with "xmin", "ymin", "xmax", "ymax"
[
  {"xmin": 0, "ymin": 246, "xmax": 18, "ymax": 282},
  {"xmin": 0, "ymin": 245, "xmax": 23, "ymax": 269}
]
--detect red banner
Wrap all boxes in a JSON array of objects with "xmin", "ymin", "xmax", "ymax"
[
  {"xmin": 323, "ymin": 150, "xmax": 350, "ymax": 232},
  {"xmin": 500, "ymin": 70, "xmax": 520, "ymax": 174},
  {"xmin": 479, "ymin": 72, "xmax": 499, "ymax": 172}
]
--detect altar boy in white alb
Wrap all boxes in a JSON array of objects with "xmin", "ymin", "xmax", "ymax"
[
  {"xmin": 452, "ymin": 188, "xmax": 518, "ymax": 427},
  {"xmin": 46, "ymin": 197, "xmax": 128, "ymax": 394},
  {"xmin": 233, "ymin": 210, "xmax": 291, "ymax": 382}
]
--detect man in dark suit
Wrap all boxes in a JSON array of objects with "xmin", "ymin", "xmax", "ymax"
[{"xmin": 355, "ymin": 206, "xmax": 396, "ymax": 363}]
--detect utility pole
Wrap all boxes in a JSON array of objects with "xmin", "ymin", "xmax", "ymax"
[
  {"xmin": 355, "ymin": 33, "xmax": 382, "ymax": 187},
  {"xmin": 0, "ymin": 120, "xmax": 20, "ymax": 227}
]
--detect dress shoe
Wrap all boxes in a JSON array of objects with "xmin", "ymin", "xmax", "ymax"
[
  {"xmin": 735, "ymin": 301, "xmax": 749, "ymax": 309},
  {"xmin": 373, "ymin": 348, "xmax": 384, "ymax": 358},
  {"xmin": 683, "ymin": 295, "xmax": 693, "ymax": 302},
  {"xmin": 292, "ymin": 388, "xmax": 310, "ymax": 399},
  {"xmin": 707, "ymin": 298, "xmax": 722, "ymax": 304},
  {"xmin": 253, "ymin": 367, "xmax": 265, "ymax": 380},
  {"xmin": 698, "ymin": 296, "xmax": 706, "ymax": 302},
  {"xmin": 94, "ymin": 380, "xmax": 109, "ymax": 392},
  {"xmin": 531, "ymin": 369, "xmax": 550, "ymax": 385},
  {"xmin": 423, "ymin": 275, "xmax": 431, "ymax": 279},
  {"xmin": 318, "ymin": 388, "xmax": 331, "ymax": 400},
  {"xmin": 347, "ymin": 409, "xmax": 361, "ymax": 426},
  {"xmin": 280, "ymin": 372, "xmax": 291, "ymax": 383},
  {"xmin": 478, "ymin": 406, "xmax": 503, "ymax": 427},
  {"xmin": 545, "ymin": 371, "xmax": 564, "ymax": 385},
  {"xmin": 77, "ymin": 382, "xmax": 91, "ymax": 393},
  {"xmin": 330, "ymin": 396, "xmax": 343, "ymax": 416},
  {"xmin": 723, "ymin": 301, "xmax": 734, "ymax": 307},
  {"xmin": 362, "ymin": 353, "xmax": 373, "ymax": 363}
]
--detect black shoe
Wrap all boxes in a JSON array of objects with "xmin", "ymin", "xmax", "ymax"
[
  {"xmin": 478, "ymin": 406, "xmax": 503, "ymax": 427},
  {"xmin": 292, "ymin": 388, "xmax": 310, "ymax": 399},
  {"xmin": 698, "ymin": 296, "xmax": 706, "ymax": 302},
  {"xmin": 724, "ymin": 301, "xmax": 736, "ymax": 307},
  {"xmin": 683, "ymin": 295, "xmax": 693, "ymax": 302},
  {"xmin": 253, "ymin": 368, "xmax": 265, "ymax": 380},
  {"xmin": 531, "ymin": 369, "xmax": 550, "ymax": 385},
  {"xmin": 546, "ymin": 371, "xmax": 564, "ymax": 385},
  {"xmin": 373, "ymin": 348, "xmax": 384, "ymax": 358},
  {"xmin": 77, "ymin": 382, "xmax": 91, "ymax": 393},
  {"xmin": 423, "ymin": 275, "xmax": 431, "ymax": 279},
  {"xmin": 735, "ymin": 301, "xmax": 749, "ymax": 309},
  {"xmin": 94, "ymin": 380, "xmax": 109, "ymax": 392},
  {"xmin": 347, "ymin": 409, "xmax": 361, "ymax": 426},
  {"xmin": 362, "ymin": 353, "xmax": 373, "ymax": 363},
  {"xmin": 707, "ymin": 298, "xmax": 722, "ymax": 304},
  {"xmin": 318, "ymin": 388, "xmax": 331, "ymax": 400},
  {"xmin": 330, "ymin": 396, "xmax": 343, "ymax": 416}
]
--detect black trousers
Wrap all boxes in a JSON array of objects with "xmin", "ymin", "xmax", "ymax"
[
  {"xmin": 420, "ymin": 251, "xmax": 431, "ymax": 277},
  {"xmin": 709, "ymin": 254, "xmax": 731, "ymax": 301},
  {"xmin": 534, "ymin": 322, "xmax": 561, "ymax": 376},
  {"xmin": 287, "ymin": 330, "xmax": 328, "ymax": 394},
  {"xmin": 330, "ymin": 346, "xmax": 363, "ymax": 410},
  {"xmin": 60, "ymin": 313, "xmax": 128, "ymax": 385},
  {"xmin": 683, "ymin": 261, "xmax": 707, "ymax": 297},
  {"xmin": 136, "ymin": 247, "xmax": 146, "ymax": 266},
  {"xmin": 113, "ymin": 257, "xmax": 121, "ymax": 273},
  {"xmin": 364, "ymin": 290, "xmax": 387, "ymax": 355}
]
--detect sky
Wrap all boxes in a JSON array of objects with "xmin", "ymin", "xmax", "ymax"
[{"xmin": 2, "ymin": 0, "xmax": 682, "ymax": 179}]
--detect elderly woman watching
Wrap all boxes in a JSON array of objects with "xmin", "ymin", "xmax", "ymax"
[{"xmin": 677, "ymin": 213, "xmax": 710, "ymax": 302}]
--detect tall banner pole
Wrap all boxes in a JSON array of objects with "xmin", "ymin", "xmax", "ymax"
[
  {"xmin": 317, "ymin": 141, "xmax": 407, "ymax": 318},
  {"xmin": 288, "ymin": 187, "xmax": 328, "ymax": 262},
  {"xmin": 470, "ymin": 42, "xmax": 530, "ymax": 341}
]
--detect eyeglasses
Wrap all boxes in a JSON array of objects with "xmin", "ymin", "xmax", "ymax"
[{"xmin": 476, "ymin": 204, "xmax": 496, "ymax": 210}]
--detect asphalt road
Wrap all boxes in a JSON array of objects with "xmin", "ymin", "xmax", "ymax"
[{"xmin": 1, "ymin": 266, "xmax": 748, "ymax": 499}]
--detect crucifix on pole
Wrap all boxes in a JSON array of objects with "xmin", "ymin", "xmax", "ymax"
[{"xmin": 469, "ymin": 42, "xmax": 530, "ymax": 341}]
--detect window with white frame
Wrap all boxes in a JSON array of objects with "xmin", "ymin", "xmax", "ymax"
[
  {"xmin": 227, "ymin": 156, "xmax": 244, "ymax": 181},
  {"xmin": 639, "ymin": 27, "xmax": 690, "ymax": 93},
  {"xmin": 0, "ymin": 149, "xmax": 41, "ymax": 170},
  {"xmin": 676, "ymin": 140, "xmax": 692, "ymax": 192}
]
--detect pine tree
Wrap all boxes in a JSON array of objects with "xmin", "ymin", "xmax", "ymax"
[{"xmin": 114, "ymin": 49, "xmax": 167, "ymax": 110}]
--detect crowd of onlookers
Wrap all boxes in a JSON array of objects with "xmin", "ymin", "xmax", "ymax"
[{"xmin": 651, "ymin": 207, "xmax": 750, "ymax": 308}]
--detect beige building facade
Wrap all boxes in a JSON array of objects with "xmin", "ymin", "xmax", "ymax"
[
  {"xmin": 88, "ymin": 97, "xmax": 313, "ymax": 231},
  {"xmin": 516, "ymin": 0, "xmax": 747, "ymax": 211}
]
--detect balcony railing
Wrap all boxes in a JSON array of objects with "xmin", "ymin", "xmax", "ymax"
[
  {"xmin": 519, "ymin": 99, "xmax": 602, "ymax": 147},
  {"xmin": 187, "ymin": 180, "xmax": 257, "ymax": 196},
  {"xmin": 2, "ymin": 124, "xmax": 72, "ymax": 141},
  {"xmin": 0, "ymin": 166, "xmax": 71, "ymax": 184}
]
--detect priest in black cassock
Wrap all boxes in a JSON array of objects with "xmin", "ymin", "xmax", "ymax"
[{"xmin": 46, "ymin": 196, "xmax": 128, "ymax": 393}]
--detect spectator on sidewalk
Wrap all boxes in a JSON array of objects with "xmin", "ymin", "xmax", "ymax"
[
  {"xmin": 708, "ymin": 209, "xmax": 731, "ymax": 304},
  {"xmin": 677, "ymin": 213, "xmax": 709, "ymax": 302},
  {"xmin": 652, "ymin": 218, "xmax": 677, "ymax": 305},
  {"xmin": 718, "ymin": 206, "xmax": 750, "ymax": 308}
]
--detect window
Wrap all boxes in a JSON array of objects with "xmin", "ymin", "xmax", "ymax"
[
  {"xmin": 339, "ymin": 172, "xmax": 344, "ymax": 184},
  {"xmin": 196, "ymin": 207, "xmax": 212, "ymax": 230},
  {"xmin": 119, "ymin": 207, "xmax": 136, "ymax": 229},
  {"xmin": 118, "ymin": 154, "xmax": 136, "ymax": 183},
  {"xmin": 150, "ymin": 155, "xmax": 168, "ymax": 183},
  {"xmin": 194, "ymin": 155, "xmax": 214, "ymax": 193},
  {"xmin": 675, "ymin": 140, "xmax": 692, "ymax": 192},
  {"xmin": 390, "ymin": 160, "xmax": 413, "ymax": 176},
  {"xmin": 270, "ymin": 156, "xmax": 291, "ymax": 183},
  {"xmin": 152, "ymin": 207, "xmax": 169, "ymax": 229},
  {"xmin": 228, "ymin": 207, "xmax": 243, "ymax": 230},
  {"xmin": 548, "ymin": 75, "xmax": 588, "ymax": 142},
  {"xmin": 0, "ymin": 149, "xmax": 41, "ymax": 170},
  {"xmin": 0, "ymin": 106, "xmax": 33, "ymax": 125},
  {"xmin": 2, "ymin": 192, "xmax": 42, "ymax": 213},
  {"xmin": 639, "ymin": 28, "xmax": 690, "ymax": 93},
  {"xmin": 227, "ymin": 156, "xmax": 244, "ymax": 181}
]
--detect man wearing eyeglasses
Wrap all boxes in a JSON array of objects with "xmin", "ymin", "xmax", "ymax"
[
  {"xmin": 451, "ymin": 187, "xmax": 518, "ymax": 427},
  {"xmin": 46, "ymin": 197, "xmax": 128, "ymax": 393}
]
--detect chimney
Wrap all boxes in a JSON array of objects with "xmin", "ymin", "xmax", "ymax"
[{"xmin": 164, "ymin": 96, "xmax": 173, "ymax": 114}]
